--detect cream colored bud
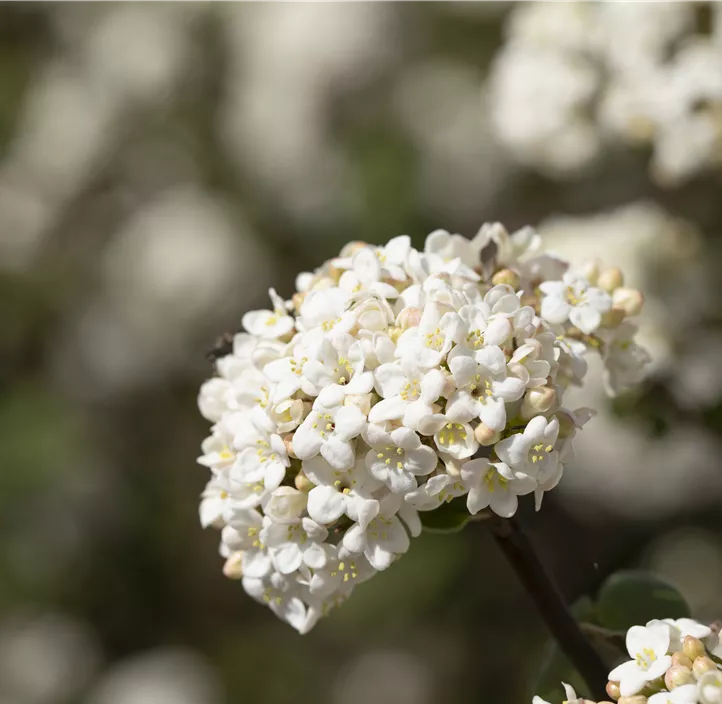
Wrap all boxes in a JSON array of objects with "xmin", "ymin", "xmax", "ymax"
[
  {"xmin": 282, "ymin": 432, "xmax": 298, "ymax": 459},
  {"xmin": 291, "ymin": 292, "xmax": 306, "ymax": 313},
  {"xmin": 617, "ymin": 696, "xmax": 647, "ymax": 704},
  {"xmin": 344, "ymin": 393, "xmax": 372, "ymax": 417},
  {"xmin": 339, "ymin": 241, "xmax": 368, "ymax": 257},
  {"xmin": 598, "ymin": 267, "xmax": 624, "ymax": 293},
  {"xmin": 665, "ymin": 664, "xmax": 694, "ymax": 690},
  {"xmin": 474, "ymin": 422, "xmax": 500, "ymax": 446},
  {"xmin": 683, "ymin": 635, "xmax": 706, "ymax": 661},
  {"xmin": 613, "ymin": 287, "xmax": 645, "ymax": 317},
  {"xmin": 601, "ymin": 307, "xmax": 625, "ymax": 329},
  {"xmin": 580, "ymin": 259, "xmax": 600, "ymax": 285},
  {"xmin": 606, "ymin": 680, "xmax": 621, "ymax": 701},
  {"xmin": 223, "ymin": 552, "xmax": 243, "ymax": 580},
  {"xmin": 672, "ymin": 652, "xmax": 694, "ymax": 669},
  {"xmin": 294, "ymin": 472, "xmax": 314, "ymax": 492},
  {"xmin": 521, "ymin": 386, "xmax": 556, "ymax": 419},
  {"xmin": 396, "ymin": 307, "xmax": 422, "ymax": 330},
  {"xmin": 693, "ymin": 655, "xmax": 716, "ymax": 678},
  {"xmin": 492, "ymin": 268, "xmax": 520, "ymax": 289}
]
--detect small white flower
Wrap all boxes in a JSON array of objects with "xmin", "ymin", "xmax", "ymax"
[
  {"xmin": 698, "ymin": 670, "xmax": 722, "ymax": 704},
  {"xmin": 242, "ymin": 574, "xmax": 315, "ymax": 634},
  {"xmin": 495, "ymin": 415, "xmax": 560, "ymax": 478},
  {"xmin": 303, "ymin": 455, "xmax": 382, "ymax": 529},
  {"xmin": 461, "ymin": 459, "xmax": 536, "ymax": 518},
  {"xmin": 302, "ymin": 334, "xmax": 374, "ymax": 401},
  {"xmin": 434, "ymin": 420, "xmax": 479, "ymax": 460},
  {"xmin": 649, "ymin": 684, "xmax": 698, "ymax": 704},
  {"xmin": 293, "ymin": 403, "xmax": 366, "ymax": 470},
  {"xmin": 405, "ymin": 473, "xmax": 467, "ymax": 510},
  {"xmin": 540, "ymin": 273, "xmax": 612, "ymax": 333},
  {"xmin": 608, "ymin": 622, "xmax": 673, "ymax": 697},
  {"xmin": 395, "ymin": 302, "xmax": 456, "ymax": 369},
  {"xmin": 220, "ymin": 510, "xmax": 271, "ymax": 578},
  {"xmin": 601, "ymin": 321, "xmax": 651, "ymax": 396},
  {"xmin": 261, "ymin": 516, "xmax": 329, "ymax": 575},
  {"xmin": 263, "ymin": 487, "xmax": 307, "ymax": 525},
  {"xmin": 242, "ymin": 288, "xmax": 295, "ymax": 339},
  {"xmin": 531, "ymin": 682, "xmax": 581, "ymax": 704},
  {"xmin": 342, "ymin": 499, "xmax": 411, "ymax": 571},
  {"xmin": 365, "ymin": 427, "xmax": 437, "ymax": 494},
  {"xmin": 446, "ymin": 346, "xmax": 525, "ymax": 431},
  {"xmin": 369, "ymin": 361, "xmax": 446, "ymax": 433}
]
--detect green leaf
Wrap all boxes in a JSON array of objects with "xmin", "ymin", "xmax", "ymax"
[
  {"xmin": 596, "ymin": 570, "xmax": 690, "ymax": 631},
  {"xmin": 419, "ymin": 498, "xmax": 472, "ymax": 534}
]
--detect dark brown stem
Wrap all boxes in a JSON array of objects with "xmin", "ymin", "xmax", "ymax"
[{"xmin": 488, "ymin": 513, "xmax": 609, "ymax": 701}]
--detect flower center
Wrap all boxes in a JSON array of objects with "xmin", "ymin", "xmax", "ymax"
[
  {"xmin": 466, "ymin": 328, "xmax": 484, "ymax": 350},
  {"xmin": 376, "ymin": 445, "xmax": 406, "ymax": 471},
  {"xmin": 311, "ymin": 413, "xmax": 335, "ymax": 437},
  {"xmin": 437, "ymin": 423, "xmax": 468, "ymax": 448},
  {"xmin": 399, "ymin": 379, "xmax": 421, "ymax": 401},
  {"xmin": 529, "ymin": 442, "xmax": 553, "ymax": 465},
  {"xmin": 635, "ymin": 647, "xmax": 657, "ymax": 670},
  {"xmin": 424, "ymin": 327, "xmax": 445, "ymax": 350},
  {"xmin": 333, "ymin": 356, "xmax": 354, "ymax": 384},
  {"xmin": 289, "ymin": 357, "xmax": 308, "ymax": 377},
  {"xmin": 565, "ymin": 286, "xmax": 586, "ymax": 307},
  {"xmin": 469, "ymin": 375, "xmax": 493, "ymax": 401},
  {"xmin": 330, "ymin": 559, "xmax": 360, "ymax": 583},
  {"xmin": 484, "ymin": 468, "xmax": 508, "ymax": 493}
]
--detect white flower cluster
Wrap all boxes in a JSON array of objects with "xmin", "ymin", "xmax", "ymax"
[
  {"xmin": 196, "ymin": 225, "xmax": 649, "ymax": 632},
  {"xmin": 535, "ymin": 618, "xmax": 722, "ymax": 704},
  {"xmin": 489, "ymin": 2, "xmax": 722, "ymax": 185}
]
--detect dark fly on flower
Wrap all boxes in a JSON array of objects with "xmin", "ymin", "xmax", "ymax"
[{"xmin": 206, "ymin": 331, "xmax": 235, "ymax": 363}]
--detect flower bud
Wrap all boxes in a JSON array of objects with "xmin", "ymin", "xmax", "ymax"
[
  {"xmin": 601, "ymin": 307, "xmax": 626, "ymax": 329},
  {"xmin": 598, "ymin": 267, "xmax": 624, "ymax": 293},
  {"xmin": 474, "ymin": 422, "xmax": 500, "ymax": 446},
  {"xmin": 344, "ymin": 393, "xmax": 372, "ymax": 417},
  {"xmin": 683, "ymin": 636, "xmax": 707, "ymax": 661},
  {"xmin": 396, "ymin": 307, "xmax": 422, "ymax": 330},
  {"xmin": 282, "ymin": 432, "xmax": 298, "ymax": 459},
  {"xmin": 223, "ymin": 552, "xmax": 243, "ymax": 580},
  {"xmin": 693, "ymin": 656, "xmax": 717, "ymax": 678},
  {"xmin": 617, "ymin": 697, "xmax": 647, "ymax": 704},
  {"xmin": 672, "ymin": 652, "xmax": 694, "ymax": 669},
  {"xmin": 521, "ymin": 386, "xmax": 556, "ymax": 418},
  {"xmin": 606, "ymin": 681, "xmax": 621, "ymax": 701},
  {"xmin": 665, "ymin": 665, "xmax": 694, "ymax": 690},
  {"xmin": 492, "ymin": 268, "xmax": 520, "ymax": 289},
  {"xmin": 613, "ymin": 287, "xmax": 645, "ymax": 317},
  {"xmin": 294, "ymin": 471, "xmax": 314, "ymax": 492},
  {"xmin": 580, "ymin": 259, "xmax": 600, "ymax": 285}
]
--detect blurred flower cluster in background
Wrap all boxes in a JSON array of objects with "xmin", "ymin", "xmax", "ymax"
[{"xmin": 1, "ymin": 3, "xmax": 721, "ymax": 703}]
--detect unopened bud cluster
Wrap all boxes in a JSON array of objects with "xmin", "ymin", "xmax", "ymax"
[
  {"xmin": 197, "ymin": 224, "xmax": 649, "ymax": 632},
  {"xmin": 536, "ymin": 618, "xmax": 722, "ymax": 704}
]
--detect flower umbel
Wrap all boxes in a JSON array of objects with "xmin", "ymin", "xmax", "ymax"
[{"xmin": 197, "ymin": 223, "xmax": 649, "ymax": 632}]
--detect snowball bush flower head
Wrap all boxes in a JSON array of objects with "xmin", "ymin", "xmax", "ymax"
[{"xmin": 197, "ymin": 223, "xmax": 649, "ymax": 632}]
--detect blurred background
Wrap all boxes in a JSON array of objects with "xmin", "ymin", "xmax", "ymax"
[{"xmin": 1, "ymin": 3, "xmax": 721, "ymax": 703}]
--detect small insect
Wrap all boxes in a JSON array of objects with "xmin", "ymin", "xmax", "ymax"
[{"xmin": 206, "ymin": 331, "xmax": 235, "ymax": 362}]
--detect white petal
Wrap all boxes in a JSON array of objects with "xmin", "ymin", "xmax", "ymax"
[
  {"xmin": 320, "ymin": 437, "xmax": 355, "ymax": 470},
  {"xmin": 368, "ymin": 396, "xmax": 407, "ymax": 422},
  {"xmin": 307, "ymin": 486, "xmax": 345, "ymax": 524},
  {"xmin": 541, "ymin": 296, "xmax": 571, "ymax": 325},
  {"xmin": 242, "ymin": 550, "xmax": 272, "ymax": 578},
  {"xmin": 271, "ymin": 543, "xmax": 304, "ymax": 574},
  {"xmin": 292, "ymin": 422, "xmax": 322, "ymax": 460},
  {"xmin": 334, "ymin": 406, "xmax": 366, "ymax": 440},
  {"xmin": 569, "ymin": 304, "xmax": 601, "ymax": 334},
  {"xmin": 374, "ymin": 363, "xmax": 408, "ymax": 398}
]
